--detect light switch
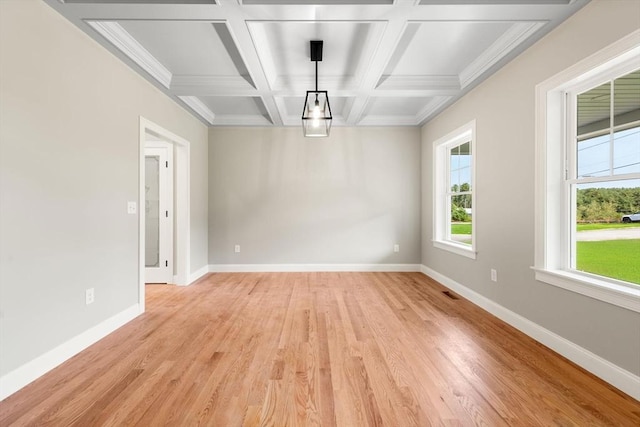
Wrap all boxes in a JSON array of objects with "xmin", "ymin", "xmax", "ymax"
[{"xmin": 127, "ymin": 201, "xmax": 137, "ymax": 214}]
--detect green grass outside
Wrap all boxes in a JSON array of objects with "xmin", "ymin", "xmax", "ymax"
[
  {"xmin": 576, "ymin": 239, "xmax": 640, "ymax": 285},
  {"xmin": 451, "ymin": 222, "xmax": 638, "ymax": 235},
  {"xmin": 451, "ymin": 223, "xmax": 472, "ymax": 235},
  {"xmin": 576, "ymin": 223, "xmax": 640, "ymax": 231},
  {"xmin": 453, "ymin": 222, "xmax": 638, "ymax": 234}
]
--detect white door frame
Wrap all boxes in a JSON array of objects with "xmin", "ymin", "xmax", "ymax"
[
  {"xmin": 144, "ymin": 143, "xmax": 173, "ymax": 283},
  {"xmin": 138, "ymin": 117, "xmax": 191, "ymax": 312}
]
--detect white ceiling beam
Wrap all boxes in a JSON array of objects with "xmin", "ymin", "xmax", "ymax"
[
  {"xmin": 223, "ymin": 4, "xmax": 284, "ymax": 125},
  {"xmin": 345, "ymin": 15, "xmax": 407, "ymax": 124}
]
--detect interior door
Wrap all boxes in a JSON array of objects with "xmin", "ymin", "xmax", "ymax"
[{"xmin": 145, "ymin": 144, "xmax": 173, "ymax": 283}]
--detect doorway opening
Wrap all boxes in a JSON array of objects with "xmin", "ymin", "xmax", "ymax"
[
  {"xmin": 145, "ymin": 140, "xmax": 173, "ymax": 284},
  {"xmin": 138, "ymin": 117, "xmax": 191, "ymax": 312}
]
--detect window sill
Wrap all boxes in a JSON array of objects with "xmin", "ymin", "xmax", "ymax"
[
  {"xmin": 532, "ymin": 267, "xmax": 640, "ymax": 313},
  {"xmin": 433, "ymin": 240, "xmax": 477, "ymax": 259}
]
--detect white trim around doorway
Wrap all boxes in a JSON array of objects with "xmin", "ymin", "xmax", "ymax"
[{"xmin": 138, "ymin": 117, "xmax": 191, "ymax": 312}]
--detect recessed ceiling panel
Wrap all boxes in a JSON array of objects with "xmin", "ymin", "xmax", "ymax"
[
  {"xmin": 118, "ymin": 21, "xmax": 247, "ymax": 77},
  {"xmin": 385, "ymin": 21, "xmax": 513, "ymax": 76},
  {"xmin": 249, "ymin": 21, "xmax": 381, "ymax": 91}
]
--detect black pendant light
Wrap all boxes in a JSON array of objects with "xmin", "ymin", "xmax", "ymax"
[{"xmin": 302, "ymin": 40, "xmax": 332, "ymax": 137}]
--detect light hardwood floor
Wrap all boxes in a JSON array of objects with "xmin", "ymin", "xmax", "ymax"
[{"xmin": 1, "ymin": 272, "xmax": 638, "ymax": 426}]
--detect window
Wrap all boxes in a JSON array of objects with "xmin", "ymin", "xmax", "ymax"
[
  {"xmin": 535, "ymin": 33, "xmax": 640, "ymax": 312},
  {"xmin": 570, "ymin": 71, "xmax": 640, "ymax": 284},
  {"xmin": 433, "ymin": 120, "xmax": 476, "ymax": 259}
]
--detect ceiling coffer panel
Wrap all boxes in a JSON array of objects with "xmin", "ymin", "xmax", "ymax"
[
  {"xmin": 248, "ymin": 21, "xmax": 383, "ymax": 92},
  {"xmin": 118, "ymin": 21, "xmax": 251, "ymax": 82},
  {"xmin": 384, "ymin": 21, "xmax": 513, "ymax": 76},
  {"xmin": 47, "ymin": 0, "xmax": 590, "ymax": 126}
]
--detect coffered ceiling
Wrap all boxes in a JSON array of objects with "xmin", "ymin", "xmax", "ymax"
[{"xmin": 44, "ymin": 0, "xmax": 589, "ymax": 127}]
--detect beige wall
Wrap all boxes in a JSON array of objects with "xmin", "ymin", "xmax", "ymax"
[
  {"xmin": 0, "ymin": 0, "xmax": 208, "ymax": 376},
  {"xmin": 421, "ymin": 0, "xmax": 640, "ymax": 374},
  {"xmin": 208, "ymin": 127, "xmax": 421, "ymax": 265}
]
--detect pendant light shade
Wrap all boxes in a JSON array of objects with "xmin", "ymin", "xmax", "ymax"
[
  {"xmin": 302, "ymin": 90, "xmax": 332, "ymax": 137},
  {"xmin": 302, "ymin": 41, "xmax": 332, "ymax": 137}
]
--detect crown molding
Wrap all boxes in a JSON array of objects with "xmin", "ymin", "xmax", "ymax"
[
  {"xmin": 459, "ymin": 21, "xmax": 546, "ymax": 89},
  {"xmin": 178, "ymin": 96, "xmax": 216, "ymax": 124},
  {"xmin": 358, "ymin": 115, "xmax": 419, "ymax": 126},
  {"xmin": 376, "ymin": 75, "xmax": 460, "ymax": 92},
  {"xmin": 211, "ymin": 114, "xmax": 273, "ymax": 126},
  {"xmin": 171, "ymin": 75, "xmax": 257, "ymax": 95},
  {"xmin": 415, "ymin": 95, "xmax": 451, "ymax": 123},
  {"xmin": 87, "ymin": 21, "xmax": 172, "ymax": 89}
]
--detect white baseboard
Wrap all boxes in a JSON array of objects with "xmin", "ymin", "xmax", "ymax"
[
  {"xmin": 188, "ymin": 265, "xmax": 210, "ymax": 285},
  {"xmin": 420, "ymin": 265, "xmax": 640, "ymax": 401},
  {"xmin": 209, "ymin": 263, "xmax": 422, "ymax": 273},
  {"xmin": 0, "ymin": 303, "xmax": 142, "ymax": 401}
]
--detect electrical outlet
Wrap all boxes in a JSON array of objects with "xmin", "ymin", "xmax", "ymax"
[
  {"xmin": 490, "ymin": 269, "xmax": 498, "ymax": 282},
  {"xmin": 393, "ymin": 244, "xmax": 400, "ymax": 253},
  {"xmin": 86, "ymin": 288, "xmax": 95, "ymax": 305},
  {"xmin": 234, "ymin": 244, "xmax": 240, "ymax": 253},
  {"xmin": 127, "ymin": 201, "xmax": 137, "ymax": 214}
]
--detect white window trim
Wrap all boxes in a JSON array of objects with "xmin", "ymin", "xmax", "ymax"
[
  {"xmin": 433, "ymin": 120, "xmax": 477, "ymax": 259},
  {"xmin": 534, "ymin": 30, "xmax": 640, "ymax": 313}
]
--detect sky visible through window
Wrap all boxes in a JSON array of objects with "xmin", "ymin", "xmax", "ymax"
[
  {"xmin": 450, "ymin": 142, "xmax": 471, "ymax": 189},
  {"xmin": 577, "ymin": 127, "xmax": 640, "ymax": 189}
]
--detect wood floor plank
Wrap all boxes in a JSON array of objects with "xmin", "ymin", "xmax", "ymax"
[{"xmin": 1, "ymin": 272, "xmax": 638, "ymax": 426}]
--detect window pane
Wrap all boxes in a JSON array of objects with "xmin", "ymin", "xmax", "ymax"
[
  {"xmin": 458, "ymin": 167, "xmax": 471, "ymax": 191},
  {"xmin": 574, "ymin": 179, "xmax": 640, "ymax": 285},
  {"xmin": 450, "ymin": 196, "xmax": 472, "ymax": 246},
  {"xmin": 449, "ymin": 145, "xmax": 460, "ymax": 189},
  {"xmin": 614, "ymin": 70, "xmax": 640, "ymax": 128},
  {"xmin": 450, "ymin": 141, "xmax": 471, "ymax": 190},
  {"xmin": 459, "ymin": 143, "xmax": 472, "ymax": 190},
  {"xmin": 459, "ymin": 141, "xmax": 471, "ymax": 156},
  {"xmin": 613, "ymin": 127, "xmax": 640, "ymax": 175},
  {"xmin": 577, "ymin": 133, "xmax": 610, "ymax": 178},
  {"xmin": 577, "ymin": 81, "xmax": 611, "ymax": 137}
]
